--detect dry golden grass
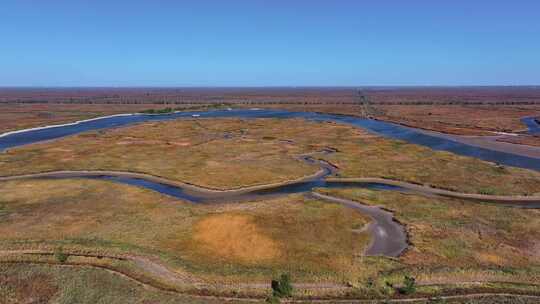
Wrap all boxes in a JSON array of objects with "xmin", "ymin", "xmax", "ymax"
[
  {"xmin": 193, "ymin": 214, "xmax": 281, "ymax": 264},
  {"xmin": 0, "ymin": 263, "xmax": 228, "ymax": 304},
  {"xmin": 319, "ymin": 137, "xmax": 540, "ymax": 195},
  {"xmin": 0, "ymin": 178, "xmax": 371, "ymax": 283},
  {"xmin": 0, "ymin": 118, "xmax": 332, "ymax": 189},
  {"xmin": 316, "ymin": 187, "xmax": 540, "ymax": 281}
]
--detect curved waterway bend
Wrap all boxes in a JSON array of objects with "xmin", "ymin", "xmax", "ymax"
[
  {"xmin": 1, "ymin": 109, "xmax": 540, "ymax": 171},
  {"xmin": 1, "ymin": 156, "xmax": 404, "ymax": 204},
  {"xmin": 2, "ymin": 161, "xmax": 410, "ymax": 257},
  {"xmin": 522, "ymin": 116, "xmax": 540, "ymax": 135},
  {"xmin": 0, "ymin": 154, "xmax": 410, "ymax": 257},
  {"xmin": 308, "ymin": 193, "xmax": 407, "ymax": 257}
]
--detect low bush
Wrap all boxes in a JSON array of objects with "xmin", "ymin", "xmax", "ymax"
[
  {"xmin": 54, "ymin": 247, "xmax": 69, "ymax": 263},
  {"xmin": 271, "ymin": 273, "xmax": 293, "ymax": 298},
  {"xmin": 397, "ymin": 275, "xmax": 416, "ymax": 295}
]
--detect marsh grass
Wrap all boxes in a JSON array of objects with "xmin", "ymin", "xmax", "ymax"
[
  {"xmin": 320, "ymin": 140, "xmax": 540, "ymax": 196},
  {"xmin": 0, "ymin": 179, "xmax": 371, "ymax": 284},
  {"xmin": 0, "ymin": 118, "xmax": 324, "ymax": 189},
  {"xmin": 1, "ymin": 179, "xmax": 538, "ymax": 298},
  {"xmin": 1, "ymin": 118, "xmax": 540, "ymax": 298},
  {"xmin": 1, "ymin": 118, "xmax": 539, "ymax": 194},
  {"xmin": 316, "ymin": 188, "xmax": 540, "ymax": 286},
  {"xmin": 0, "ymin": 263, "xmax": 232, "ymax": 304}
]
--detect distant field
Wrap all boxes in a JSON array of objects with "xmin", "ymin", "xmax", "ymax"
[
  {"xmin": 2, "ymin": 87, "xmax": 540, "ymax": 105},
  {"xmin": 373, "ymin": 104, "xmax": 540, "ymax": 135},
  {"xmin": 0, "ymin": 103, "xmax": 166, "ymax": 134},
  {"xmin": 1, "ymin": 87, "xmax": 539, "ymax": 142}
]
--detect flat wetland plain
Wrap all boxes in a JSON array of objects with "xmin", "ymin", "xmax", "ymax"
[
  {"xmin": 1, "ymin": 88, "xmax": 540, "ymax": 303},
  {"xmin": 2, "ymin": 118, "xmax": 540, "ymax": 195}
]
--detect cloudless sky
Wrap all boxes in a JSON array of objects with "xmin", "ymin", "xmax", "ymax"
[{"xmin": 1, "ymin": 1, "xmax": 539, "ymax": 86}]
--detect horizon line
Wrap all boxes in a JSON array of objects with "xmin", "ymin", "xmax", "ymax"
[{"xmin": 1, "ymin": 85, "xmax": 540, "ymax": 89}]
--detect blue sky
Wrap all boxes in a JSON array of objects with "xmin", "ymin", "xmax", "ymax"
[{"xmin": 1, "ymin": 1, "xmax": 539, "ymax": 86}]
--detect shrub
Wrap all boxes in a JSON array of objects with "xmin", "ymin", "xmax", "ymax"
[
  {"xmin": 365, "ymin": 277, "xmax": 375, "ymax": 288},
  {"xmin": 271, "ymin": 273, "xmax": 293, "ymax": 298},
  {"xmin": 380, "ymin": 280, "xmax": 394, "ymax": 296},
  {"xmin": 54, "ymin": 247, "xmax": 69, "ymax": 263},
  {"xmin": 397, "ymin": 275, "xmax": 416, "ymax": 295},
  {"xmin": 478, "ymin": 187, "xmax": 496, "ymax": 195}
]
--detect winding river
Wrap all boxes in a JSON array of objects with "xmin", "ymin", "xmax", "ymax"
[{"xmin": 1, "ymin": 109, "xmax": 540, "ymax": 257}]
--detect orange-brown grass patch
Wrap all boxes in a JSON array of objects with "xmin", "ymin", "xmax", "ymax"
[
  {"xmin": 193, "ymin": 214, "xmax": 281, "ymax": 264},
  {"xmin": 476, "ymin": 252, "xmax": 505, "ymax": 266}
]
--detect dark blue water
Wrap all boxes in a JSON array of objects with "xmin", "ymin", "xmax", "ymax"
[
  {"xmin": 1, "ymin": 109, "xmax": 539, "ymax": 171},
  {"xmin": 63, "ymin": 174, "xmax": 405, "ymax": 204},
  {"xmin": 522, "ymin": 116, "xmax": 540, "ymax": 135},
  {"xmin": 101, "ymin": 175, "xmax": 206, "ymax": 203},
  {"xmin": 31, "ymin": 172, "xmax": 538, "ymax": 208}
]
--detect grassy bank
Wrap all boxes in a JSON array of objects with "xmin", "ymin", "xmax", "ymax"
[
  {"xmin": 2, "ymin": 264, "xmax": 539, "ymax": 303},
  {"xmin": 138, "ymin": 103, "xmax": 233, "ymax": 114},
  {"xmin": 0, "ymin": 263, "xmax": 235, "ymax": 304}
]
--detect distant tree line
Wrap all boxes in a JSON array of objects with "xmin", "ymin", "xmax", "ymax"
[{"xmin": 3, "ymin": 99, "xmax": 540, "ymax": 106}]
